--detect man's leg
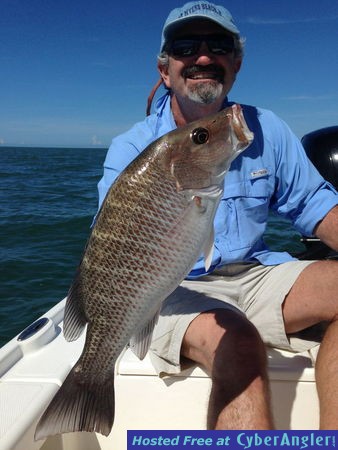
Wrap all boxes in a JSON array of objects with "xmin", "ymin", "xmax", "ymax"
[
  {"xmin": 181, "ymin": 308, "xmax": 274, "ymax": 429},
  {"xmin": 282, "ymin": 260, "xmax": 338, "ymax": 429}
]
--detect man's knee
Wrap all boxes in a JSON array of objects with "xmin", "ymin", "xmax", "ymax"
[
  {"xmin": 284, "ymin": 260, "xmax": 338, "ymax": 331},
  {"xmin": 211, "ymin": 310, "xmax": 267, "ymax": 384},
  {"xmin": 182, "ymin": 308, "xmax": 266, "ymax": 378}
]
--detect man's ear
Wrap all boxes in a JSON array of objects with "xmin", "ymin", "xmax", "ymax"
[
  {"xmin": 234, "ymin": 57, "xmax": 242, "ymax": 74},
  {"xmin": 158, "ymin": 63, "xmax": 171, "ymax": 89}
]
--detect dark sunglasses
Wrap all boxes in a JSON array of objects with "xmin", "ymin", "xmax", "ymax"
[{"xmin": 168, "ymin": 34, "xmax": 235, "ymax": 57}]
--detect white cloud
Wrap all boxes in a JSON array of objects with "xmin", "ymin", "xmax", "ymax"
[
  {"xmin": 91, "ymin": 135, "xmax": 103, "ymax": 146},
  {"xmin": 283, "ymin": 94, "xmax": 334, "ymax": 101},
  {"xmin": 92, "ymin": 62, "xmax": 113, "ymax": 69},
  {"xmin": 245, "ymin": 15, "xmax": 338, "ymax": 25},
  {"xmin": 0, "ymin": 138, "xmax": 5, "ymax": 145}
]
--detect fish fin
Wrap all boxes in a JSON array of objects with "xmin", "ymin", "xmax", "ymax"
[
  {"xmin": 182, "ymin": 189, "xmax": 195, "ymax": 202},
  {"xmin": 203, "ymin": 227, "xmax": 215, "ymax": 272},
  {"xmin": 63, "ymin": 269, "xmax": 88, "ymax": 341},
  {"xmin": 129, "ymin": 310, "xmax": 160, "ymax": 360},
  {"xmin": 34, "ymin": 366, "xmax": 114, "ymax": 440}
]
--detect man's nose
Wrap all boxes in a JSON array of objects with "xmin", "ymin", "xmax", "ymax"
[{"xmin": 194, "ymin": 42, "xmax": 215, "ymax": 64}]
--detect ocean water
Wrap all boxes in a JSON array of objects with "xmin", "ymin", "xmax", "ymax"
[
  {"xmin": 0, "ymin": 146, "xmax": 305, "ymax": 348},
  {"xmin": 0, "ymin": 146, "xmax": 107, "ymax": 347}
]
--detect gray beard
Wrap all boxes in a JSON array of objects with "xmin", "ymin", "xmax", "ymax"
[{"xmin": 187, "ymin": 81, "xmax": 223, "ymax": 105}]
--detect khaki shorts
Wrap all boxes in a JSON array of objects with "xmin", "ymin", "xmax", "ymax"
[{"xmin": 149, "ymin": 260, "xmax": 319, "ymax": 375}]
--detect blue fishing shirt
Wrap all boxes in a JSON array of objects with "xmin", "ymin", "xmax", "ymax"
[{"xmin": 97, "ymin": 93, "xmax": 338, "ymax": 278}]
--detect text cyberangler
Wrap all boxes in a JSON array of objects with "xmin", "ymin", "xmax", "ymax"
[{"xmin": 130, "ymin": 432, "xmax": 336, "ymax": 449}]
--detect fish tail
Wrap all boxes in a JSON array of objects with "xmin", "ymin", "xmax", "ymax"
[{"xmin": 34, "ymin": 368, "xmax": 115, "ymax": 440}]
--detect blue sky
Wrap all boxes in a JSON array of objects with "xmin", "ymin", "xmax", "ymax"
[{"xmin": 1, "ymin": 0, "xmax": 337, "ymax": 147}]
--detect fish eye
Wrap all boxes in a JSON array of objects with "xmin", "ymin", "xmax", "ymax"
[{"xmin": 191, "ymin": 127, "xmax": 209, "ymax": 145}]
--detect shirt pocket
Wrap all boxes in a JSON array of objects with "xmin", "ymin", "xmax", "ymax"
[{"xmin": 214, "ymin": 176, "xmax": 272, "ymax": 253}]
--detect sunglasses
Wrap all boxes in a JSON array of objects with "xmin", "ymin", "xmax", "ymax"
[{"xmin": 168, "ymin": 35, "xmax": 235, "ymax": 57}]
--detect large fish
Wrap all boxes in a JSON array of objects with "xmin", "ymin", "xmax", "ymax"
[{"xmin": 35, "ymin": 104, "xmax": 253, "ymax": 440}]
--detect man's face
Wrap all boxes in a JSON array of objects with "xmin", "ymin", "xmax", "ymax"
[{"xmin": 159, "ymin": 21, "xmax": 242, "ymax": 107}]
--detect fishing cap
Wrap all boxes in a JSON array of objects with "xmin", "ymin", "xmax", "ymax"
[{"xmin": 160, "ymin": 1, "xmax": 240, "ymax": 52}]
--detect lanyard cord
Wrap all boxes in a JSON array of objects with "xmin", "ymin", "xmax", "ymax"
[{"xmin": 146, "ymin": 78, "xmax": 163, "ymax": 116}]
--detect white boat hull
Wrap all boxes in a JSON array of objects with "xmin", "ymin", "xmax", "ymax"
[{"xmin": 0, "ymin": 299, "xmax": 319, "ymax": 450}]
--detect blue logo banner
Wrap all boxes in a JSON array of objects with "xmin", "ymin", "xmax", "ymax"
[{"xmin": 128, "ymin": 430, "xmax": 337, "ymax": 450}]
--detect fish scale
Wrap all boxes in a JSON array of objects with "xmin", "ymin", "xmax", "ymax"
[{"xmin": 35, "ymin": 104, "xmax": 254, "ymax": 440}]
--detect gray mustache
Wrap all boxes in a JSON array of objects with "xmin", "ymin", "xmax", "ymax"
[{"xmin": 183, "ymin": 65, "xmax": 225, "ymax": 79}]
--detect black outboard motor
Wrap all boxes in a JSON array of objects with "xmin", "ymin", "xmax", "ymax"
[
  {"xmin": 302, "ymin": 126, "xmax": 338, "ymax": 189},
  {"xmin": 298, "ymin": 126, "xmax": 338, "ymax": 260}
]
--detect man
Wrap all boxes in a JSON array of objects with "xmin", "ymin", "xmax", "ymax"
[{"xmin": 97, "ymin": 1, "xmax": 338, "ymax": 429}]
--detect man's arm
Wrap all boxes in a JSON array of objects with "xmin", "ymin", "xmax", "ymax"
[{"xmin": 314, "ymin": 205, "xmax": 338, "ymax": 251}]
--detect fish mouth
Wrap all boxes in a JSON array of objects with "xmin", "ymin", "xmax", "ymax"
[{"xmin": 230, "ymin": 104, "xmax": 255, "ymax": 146}]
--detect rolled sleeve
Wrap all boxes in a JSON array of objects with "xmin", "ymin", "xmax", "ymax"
[
  {"xmin": 97, "ymin": 139, "xmax": 140, "ymax": 211},
  {"xmin": 293, "ymin": 182, "xmax": 338, "ymax": 236},
  {"xmin": 264, "ymin": 112, "xmax": 338, "ymax": 237},
  {"xmin": 96, "ymin": 97, "xmax": 174, "ymax": 214}
]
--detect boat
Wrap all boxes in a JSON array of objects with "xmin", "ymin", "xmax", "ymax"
[{"xmin": 0, "ymin": 126, "xmax": 337, "ymax": 450}]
